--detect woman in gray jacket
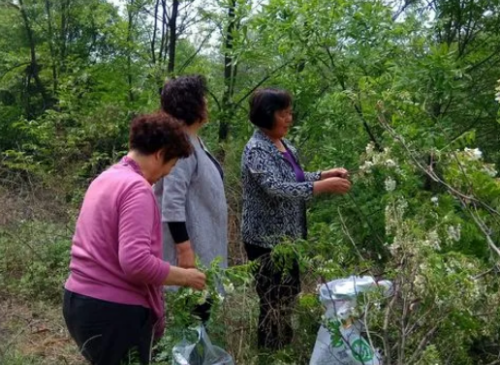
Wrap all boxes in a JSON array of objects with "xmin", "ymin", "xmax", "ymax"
[{"xmin": 154, "ymin": 75, "xmax": 227, "ymax": 321}]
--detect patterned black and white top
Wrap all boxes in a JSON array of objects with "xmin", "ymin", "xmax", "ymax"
[{"xmin": 241, "ymin": 129, "xmax": 321, "ymax": 249}]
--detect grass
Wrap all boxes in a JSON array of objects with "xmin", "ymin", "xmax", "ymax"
[
  {"xmin": 0, "ymin": 180, "xmax": 323, "ymax": 365},
  {"xmin": 0, "ymin": 220, "xmax": 323, "ymax": 365},
  {"xmin": 0, "ymin": 297, "xmax": 86, "ymax": 365}
]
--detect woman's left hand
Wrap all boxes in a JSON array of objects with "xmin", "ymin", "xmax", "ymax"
[
  {"xmin": 176, "ymin": 242, "xmax": 196, "ymax": 268},
  {"xmin": 321, "ymin": 168, "xmax": 349, "ymax": 180}
]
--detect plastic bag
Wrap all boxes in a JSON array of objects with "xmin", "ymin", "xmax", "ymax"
[
  {"xmin": 310, "ymin": 276, "xmax": 391, "ymax": 365},
  {"xmin": 172, "ymin": 325, "xmax": 234, "ymax": 365},
  {"xmin": 310, "ymin": 318, "xmax": 381, "ymax": 365}
]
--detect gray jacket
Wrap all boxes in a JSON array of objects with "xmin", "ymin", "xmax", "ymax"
[
  {"xmin": 154, "ymin": 135, "xmax": 228, "ymax": 269},
  {"xmin": 241, "ymin": 129, "xmax": 321, "ymax": 248}
]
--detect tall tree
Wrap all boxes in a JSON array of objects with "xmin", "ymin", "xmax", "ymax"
[
  {"xmin": 218, "ymin": 0, "xmax": 237, "ymax": 145},
  {"xmin": 167, "ymin": 0, "xmax": 179, "ymax": 73},
  {"xmin": 15, "ymin": 0, "xmax": 51, "ymax": 116}
]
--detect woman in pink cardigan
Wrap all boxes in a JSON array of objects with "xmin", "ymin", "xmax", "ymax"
[{"xmin": 63, "ymin": 112, "xmax": 206, "ymax": 365}]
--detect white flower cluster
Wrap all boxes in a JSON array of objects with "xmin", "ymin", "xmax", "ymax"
[
  {"xmin": 482, "ymin": 164, "xmax": 498, "ymax": 177},
  {"xmin": 457, "ymin": 147, "xmax": 497, "ymax": 177},
  {"xmin": 359, "ymin": 160, "xmax": 374, "ymax": 172},
  {"xmin": 197, "ymin": 289, "xmax": 211, "ymax": 305},
  {"xmin": 385, "ymin": 198, "xmax": 408, "ymax": 237},
  {"xmin": 359, "ymin": 143, "xmax": 402, "ymax": 175},
  {"xmin": 495, "ymin": 79, "xmax": 500, "ymax": 103},
  {"xmin": 463, "ymin": 147, "xmax": 483, "ymax": 161},
  {"xmin": 178, "ymin": 286, "xmax": 225, "ymax": 306},
  {"xmin": 223, "ymin": 281, "xmax": 235, "ymax": 294},
  {"xmin": 177, "ymin": 287, "xmax": 195, "ymax": 300},
  {"xmin": 388, "ymin": 239, "xmax": 400, "ymax": 257},
  {"xmin": 385, "ymin": 159, "xmax": 397, "ymax": 168},
  {"xmin": 422, "ymin": 230, "xmax": 441, "ymax": 251},
  {"xmin": 414, "ymin": 273, "xmax": 426, "ymax": 295},
  {"xmin": 447, "ymin": 224, "xmax": 461, "ymax": 242},
  {"xmin": 365, "ymin": 142, "xmax": 375, "ymax": 155},
  {"xmin": 384, "ymin": 176, "xmax": 397, "ymax": 192},
  {"xmin": 317, "ymin": 266, "xmax": 337, "ymax": 278},
  {"xmin": 412, "ymin": 262, "xmax": 431, "ymax": 296}
]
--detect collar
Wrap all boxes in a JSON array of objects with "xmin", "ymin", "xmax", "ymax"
[
  {"xmin": 120, "ymin": 156, "xmax": 144, "ymax": 176},
  {"xmin": 253, "ymin": 129, "xmax": 296, "ymax": 160}
]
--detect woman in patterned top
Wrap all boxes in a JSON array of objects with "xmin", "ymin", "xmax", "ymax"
[{"xmin": 241, "ymin": 88, "xmax": 351, "ymax": 350}]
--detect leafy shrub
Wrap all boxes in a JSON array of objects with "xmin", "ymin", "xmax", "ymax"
[{"xmin": 0, "ymin": 221, "xmax": 71, "ymax": 302}]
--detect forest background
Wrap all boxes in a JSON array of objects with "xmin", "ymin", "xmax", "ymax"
[{"xmin": 1, "ymin": 0, "xmax": 500, "ymax": 364}]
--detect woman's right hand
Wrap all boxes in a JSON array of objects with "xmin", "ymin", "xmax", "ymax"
[
  {"xmin": 163, "ymin": 266, "xmax": 206, "ymax": 290},
  {"xmin": 313, "ymin": 177, "xmax": 351, "ymax": 195},
  {"xmin": 184, "ymin": 268, "xmax": 206, "ymax": 290}
]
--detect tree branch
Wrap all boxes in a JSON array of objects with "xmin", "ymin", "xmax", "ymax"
[
  {"xmin": 234, "ymin": 61, "xmax": 292, "ymax": 109},
  {"xmin": 178, "ymin": 28, "xmax": 216, "ymax": 74}
]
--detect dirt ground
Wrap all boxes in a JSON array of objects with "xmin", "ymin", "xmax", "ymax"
[{"xmin": 0, "ymin": 295, "xmax": 85, "ymax": 365}]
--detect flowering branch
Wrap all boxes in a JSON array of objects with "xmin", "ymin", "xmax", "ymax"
[{"xmin": 376, "ymin": 101, "xmax": 500, "ymax": 261}]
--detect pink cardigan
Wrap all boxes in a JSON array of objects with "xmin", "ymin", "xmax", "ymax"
[{"xmin": 65, "ymin": 157, "xmax": 170, "ymax": 338}]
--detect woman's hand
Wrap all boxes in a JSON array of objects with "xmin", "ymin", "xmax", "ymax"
[
  {"xmin": 313, "ymin": 177, "xmax": 351, "ymax": 195},
  {"xmin": 184, "ymin": 268, "xmax": 207, "ymax": 290},
  {"xmin": 321, "ymin": 168, "xmax": 349, "ymax": 180},
  {"xmin": 176, "ymin": 242, "xmax": 196, "ymax": 268},
  {"xmin": 164, "ymin": 266, "xmax": 206, "ymax": 290}
]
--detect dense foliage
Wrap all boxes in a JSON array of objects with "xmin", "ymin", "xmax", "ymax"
[{"xmin": 1, "ymin": 0, "xmax": 500, "ymax": 364}]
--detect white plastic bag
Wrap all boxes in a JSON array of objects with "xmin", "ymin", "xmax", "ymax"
[
  {"xmin": 172, "ymin": 325, "xmax": 234, "ymax": 365},
  {"xmin": 310, "ymin": 318, "xmax": 381, "ymax": 365},
  {"xmin": 310, "ymin": 276, "xmax": 391, "ymax": 365}
]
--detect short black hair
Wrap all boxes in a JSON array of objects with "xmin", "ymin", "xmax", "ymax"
[
  {"xmin": 129, "ymin": 112, "xmax": 192, "ymax": 162},
  {"xmin": 249, "ymin": 88, "xmax": 292, "ymax": 129},
  {"xmin": 160, "ymin": 75, "xmax": 207, "ymax": 126}
]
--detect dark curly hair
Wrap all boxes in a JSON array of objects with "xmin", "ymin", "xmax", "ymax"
[
  {"xmin": 249, "ymin": 88, "xmax": 292, "ymax": 129},
  {"xmin": 129, "ymin": 112, "xmax": 192, "ymax": 162},
  {"xmin": 160, "ymin": 75, "xmax": 207, "ymax": 126}
]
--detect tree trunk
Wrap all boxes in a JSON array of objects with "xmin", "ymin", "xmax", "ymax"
[
  {"xmin": 167, "ymin": 0, "xmax": 179, "ymax": 74},
  {"xmin": 159, "ymin": 0, "xmax": 168, "ymax": 63},
  {"xmin": 218, "ymin": 0, "xmax": 237, "ymax": 151},
  {"xmin": 19, "ymin": 0, "xmax": 50, "ymax": 115},
  {"xmin": 44, "ymin": 0, "xmax": 58, "ymax": 96},
  {"xmin": 151, "ymin": 0, "xmax": 160, "ymax": 64},
  {"xmin": 127, "ymin": 0, "xmax": 136, "ymax": 102},
  {"xmin": 59, "ymin": 0, "xmax": 70, "ymax": 71}
]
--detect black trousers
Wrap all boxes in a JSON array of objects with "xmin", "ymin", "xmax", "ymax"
[
  {"xmin": 63, "ymin": 290, "xmax": 153, "ymax": 365},
  {"xmin": 245, "ymin": 243, "xmax": 301, "ymax": 351}
]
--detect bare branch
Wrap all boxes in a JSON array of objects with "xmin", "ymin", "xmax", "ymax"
[
  {"xmin": 392, "ymin": 0, "xmax": 418, "ymax": 22},
  {"xmin": 178, "ymin": 28, "xmax": 216, "ymax": 74},
  {"xmin": 234, "ymin": 61, "xmax": 292, "ymax": 109}
]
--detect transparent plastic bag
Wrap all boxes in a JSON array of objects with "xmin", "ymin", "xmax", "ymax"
[{"xmin": 172, "ymin": 325, "xmax": 234, "ymax": 365}]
